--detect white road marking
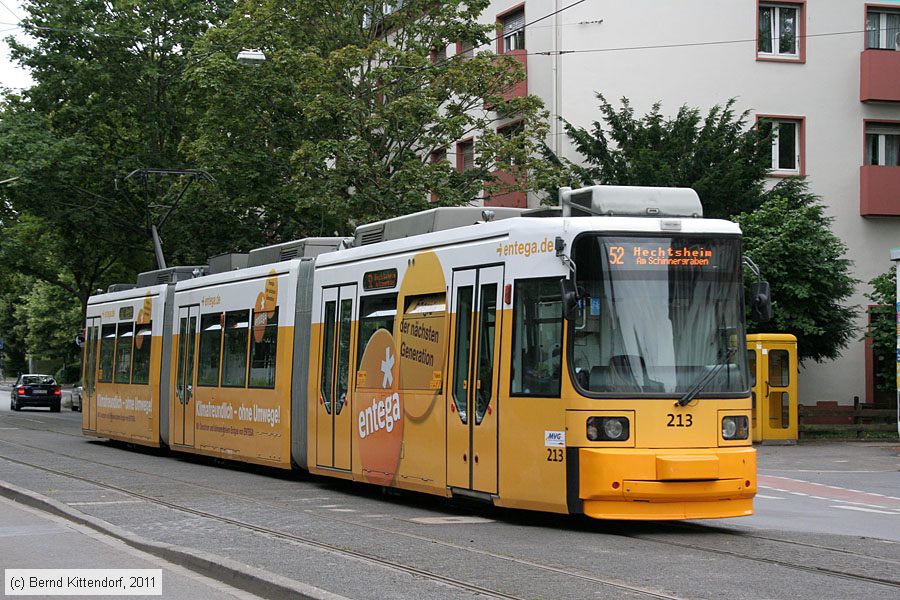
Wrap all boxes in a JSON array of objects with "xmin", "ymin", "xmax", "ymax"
[
  {"xmin": 789, "ymin": 492, "xmax": 808, "ymax": 496},
  {"xmin": 318, "ymin": 504, "xmax": 344, "ymax": 508},
  {"xmin": 766, "ymin": 469, "xmax": 890, "ymax": 474},
  {"xmin": 408, "ymin": 516, "xmax": 495, "ymax": 525},
  {"xmin": 68, "ymin": 500, "xmax": 144, "ymax": 506},
  {"xmin": 0, "ymin": 427, "xmax": 18, "ymax": 430},
  {"xmin": 831, "ymin": 505, "xmax": 898, "ymax": 515},
  {"xmin": 755, "ymin": 494, "xmax": 785, "ymax": 500},
  {"xmin": 328, "ymin": 509, "xmax": 356, "ymax": 513}
]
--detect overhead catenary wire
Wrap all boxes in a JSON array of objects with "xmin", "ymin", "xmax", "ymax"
[
  {"xmin": 0, "ymin": 0, "xmax": 20, "ymax": 23},
  {"xmin": 529, "ymin": 27, "xmax": 886, "ymax": 56}
]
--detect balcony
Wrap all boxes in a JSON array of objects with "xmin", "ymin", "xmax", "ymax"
[
  {"xmin": 860, "ymin": 165, "xmax": 900, "ymax": 216},
  {"xmin": 860, "ymin": 49, "xmax": 900, "ymax": 103}
]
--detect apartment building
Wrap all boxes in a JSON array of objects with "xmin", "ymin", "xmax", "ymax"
[{"xmin": 461, "ymin": 1, "xmax": 900, "ymax": 406}]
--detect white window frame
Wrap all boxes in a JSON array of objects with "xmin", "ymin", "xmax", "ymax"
[
  {"xmin": 865, "ymin": 123, "xmax": 900, "ymax": 166},
  {"xmin": 758, "ymin": 3, "xmax": 800, "ymax": 59},
  {"xmin": 501, "ymin": 9, "xmax": 526, "ymax": 53},
  {"xmin": 770, "ymin": 119, "xmax": 801, "ymax": 173},
  {"xmin": 866, "ymin": 9, "xmax": 900, "ymax": 50}
]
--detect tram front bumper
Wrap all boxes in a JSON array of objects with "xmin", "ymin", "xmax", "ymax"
[{"xmin": 577, "ymin": 447, "xmax": 756, "ymax": 520}]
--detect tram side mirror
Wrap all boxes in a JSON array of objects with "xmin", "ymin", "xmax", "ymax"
[
  {"xmin": 750, "ymin": 281, "xmax": 773, "ymax": 323},
  {"xmin": 560, "ymin": 278, "xmax": 580, "ymax": 321},
  {"xmin": 74, "ymin": 333, "xmax": 84, "ymax": 348}
]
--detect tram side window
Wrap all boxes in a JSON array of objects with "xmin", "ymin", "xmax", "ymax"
[
  {"xmin": 357, "ymin": 294, "xmax": 397, "ymax": 368},
  {"xmin": 114, "ymin": 322, "xmax": 134, "ymax": 383},
  {"xmin": 98, "ymin": 324, "xmax": 116, "ymax": 383},
  {"xmin": 222, "ymin": 310, "xmax": 249, "ymax": 387},
  {"xmin": 198, "ymin": 313, "xmax": 223, "ymax": 387},
  {"xmin": 400, "ymin": 293, "xmax": 447, "ymax": 391},
  {"xmin": 249, "ymin": 307, "xmax": 278, "ymax": 388},
  {"xmin": 511, "ymin": 278, "xmax": 563, "ymax": 397},
  {"xmin": 131, "ymin": 323, "xmax": 153, "ymax": 384}
]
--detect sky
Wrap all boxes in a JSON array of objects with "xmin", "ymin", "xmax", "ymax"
[{"xmin": 0, "ymin": 0, "xmax": 33, "ymax": 90}]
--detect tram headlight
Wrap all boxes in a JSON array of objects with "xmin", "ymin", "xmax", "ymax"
[
  {"xmin": 722, "ymin": 415, "xmax": 749, "ymax": 440},
  {"xmin": 586, "ymin": 416, "xmax": 630, "ymax": 442}
]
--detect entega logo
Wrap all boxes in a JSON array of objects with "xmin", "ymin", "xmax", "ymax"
[{"xmin": 356, "ymin": 328, "xmax": 404, "ymax": 485}]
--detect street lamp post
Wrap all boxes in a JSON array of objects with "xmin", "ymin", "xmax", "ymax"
[{"xmin": 237, "ymin": 48, "xmax": 266, "ymax": 66}]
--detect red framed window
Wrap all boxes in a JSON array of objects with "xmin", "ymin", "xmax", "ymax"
[
  {"xmin": 757, "ymin": 2, "xmax": 806, "ymax": 62},
  {"xmin": 758, "ymin": 114, "xmax": 806, "ymax": 176},
  {"xmin": 497, "ymin": 5, "xmax": 525, "ymax": 54}
]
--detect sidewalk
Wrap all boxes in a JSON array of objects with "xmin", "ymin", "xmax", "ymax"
[{"xmin": 0, "ymin": 495, "xmax": 263, "ymax": 599}]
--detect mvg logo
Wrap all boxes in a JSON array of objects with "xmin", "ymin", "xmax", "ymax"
[{"xmin": 544, "ymin": 431, "xmax": 566, "ymax": 447}]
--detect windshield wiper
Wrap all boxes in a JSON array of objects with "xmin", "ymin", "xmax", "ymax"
[{"xmin": 676, "ymin": 347, "xmax": 738, "ymax": 407}]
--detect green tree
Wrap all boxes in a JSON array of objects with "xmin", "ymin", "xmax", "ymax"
[
  {"xmin": 736, "ymin": 179, "xmax": 857, "ymax": 363},
  {"xmin": 0, "ymin": 0, "xmax": 240, "ymax": 312},
  {"xmin": 185, "ymin": 0, "xmax": 551, "ymax": 235},
  {"xmin": 555, "ymin": 95, "xmax": 772, "ymax": 218},
  {"xmin": 0, "ymin": 270, "xmax": 31, "ymax": 376},
  {"xmin": 864, "ymin": 269, "xmax": 896, "ymax": 394},
  {"xmin": 15, "ymin": 281, "xmax": 83, "ymax": 367}
]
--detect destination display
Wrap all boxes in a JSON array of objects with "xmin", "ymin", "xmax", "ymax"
[
  {"xmin": 363, "ymin": 268, "xmax": 398, "ymax": 290},
  {"xmin": 603, "ymin": 239, "xmax": 727, "ymax": 270}
]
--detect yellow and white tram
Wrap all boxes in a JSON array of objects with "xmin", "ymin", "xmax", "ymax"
[{"xmin": 82, "ymin": 185, "xmax": 758, "ymax": 520}]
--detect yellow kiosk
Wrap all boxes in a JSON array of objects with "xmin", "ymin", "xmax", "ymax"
[{"xmin": 747, "ymin": 333, "xmax": 798, "ymax": 443}]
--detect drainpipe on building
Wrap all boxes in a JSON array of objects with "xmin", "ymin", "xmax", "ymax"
[
  {"xmin": 553, "ymin": 0, "xmax": 562, "ymax": 157},
  {"xmin": 892, "ymin": 247, "xmax": 900, "ymax": 436}
]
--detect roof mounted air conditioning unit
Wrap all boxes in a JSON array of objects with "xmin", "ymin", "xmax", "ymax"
[{"xmin": 558, "ymin": 185, "xmax": 703, "ymax": 218}]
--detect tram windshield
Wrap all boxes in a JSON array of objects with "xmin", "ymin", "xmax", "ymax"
[{"xmin": 570, "ymin": 234, "xmax": 748, "ymax": 397}]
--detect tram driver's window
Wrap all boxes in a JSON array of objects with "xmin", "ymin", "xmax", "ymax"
[
  {"xmin": 357, "ymin": 294, "xmax": 397, "ymax": 368},
  {"xmin": 511, "ymin": 278, "xmax": 563, "ymax": 396}
]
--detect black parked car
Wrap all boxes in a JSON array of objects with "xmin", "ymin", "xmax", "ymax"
[{"xmin": 11, "ymin": 374, "xmax": 62, "ymax": 412}]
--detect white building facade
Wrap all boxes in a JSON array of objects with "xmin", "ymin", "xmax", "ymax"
[{"xmin": 469, "ymin": 0, "xmax": 900, "ymax": 406}]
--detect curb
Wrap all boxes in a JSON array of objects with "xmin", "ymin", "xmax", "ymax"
[{"xmin": 0, "ymin": 481, "xmax": 348, "ymax": 600}]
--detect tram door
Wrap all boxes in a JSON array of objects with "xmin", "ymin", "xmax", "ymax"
[
  {"xmin": 173, "ymin": 305, "xmax": 198, "ymax": 447},
  {"xmin": 82, "ymin": 317, "xmax": 100, "ymax": 433},
  {"xmin": 448, "ymin": 265, "xmax": 503, "ymax": 494},
  {"xmin": 316, "ymin": 285, "xmax": 356, "ymax": 471}
]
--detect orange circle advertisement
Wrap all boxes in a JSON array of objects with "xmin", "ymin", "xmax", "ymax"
[{"xmin": 356, "ymin": 328, "xmax": 403, "ymax": 485}]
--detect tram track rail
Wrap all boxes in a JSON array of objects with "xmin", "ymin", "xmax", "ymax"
[
  {"xmin": 2, "ymin": 417, "xmax": 899, "ymax": 596},
  {"xmin": 0, "ymin": 444, "xmax": 683, "ymax": 600}
]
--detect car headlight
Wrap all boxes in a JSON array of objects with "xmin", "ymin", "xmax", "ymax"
[
  {"xmin": 722, "ymin": 415, "xmax": 749, "ymax": 440},
  {"xmin": 586, "ymin": 416, "xmax": 630, "ymax": 442}
]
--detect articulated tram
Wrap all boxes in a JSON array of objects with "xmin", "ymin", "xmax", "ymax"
[{"xmin": 82, "ymin": 185, "xmax": 758, "ymax": 520}]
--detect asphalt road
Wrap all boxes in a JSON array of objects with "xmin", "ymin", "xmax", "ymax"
[
  {"xmin": 0, "ymin": 386, "xmax": 898, "ymax": 600},
  {"xmin": 1, "ymin": 387, "xmax": 895, "ymax": 541}
]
